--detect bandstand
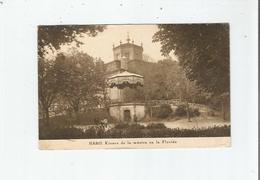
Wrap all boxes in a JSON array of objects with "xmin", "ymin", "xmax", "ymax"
[{"xmin": 107, "ymin": 71, "xmax": 145, "ymax": 122}]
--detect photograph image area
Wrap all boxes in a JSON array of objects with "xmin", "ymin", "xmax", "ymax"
[{"xmin": 38, "ymin": 24, "xmax": 230, "ymax": 149}]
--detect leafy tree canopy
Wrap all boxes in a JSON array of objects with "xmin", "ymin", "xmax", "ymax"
[
  {"xmin": 38, "ymin": 25, "xmax": 105, "ymax": 57},
  {"xmin": 153, "ymin": 24, "xmax": 229, "ymax": 95},
  {"xmin": 38, "ymin": 25, "xmax": 105, "ymax": 124}
]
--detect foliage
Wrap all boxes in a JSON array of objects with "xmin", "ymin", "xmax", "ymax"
[
  {"xmin": 39, "ymin": 126, "xmax": 85, "ymax": 139},
  {"xmin": 146, "ymin": 105, "xmax": 172, "ymax": 119},
  {"xmin": 114, "ymin": 123, "xmax": 145, "ymax": 130},
  {"xmin": 39, "ymin": 124, "xmax": 231, "ymax": 139},
  {"xmin": 38, "ymin": 49, "xmax": 107, "ymax": 125},
  {"xmin": 38, "ymin": 25, "xmax": 105, "ymax": 125},
  {"xmin": 153, "ymin": 24, "xmax": 230, "ymax": 95},
  {"xmin": 144, "ymin": 59, "xmax": 180, "ymax": 100},
  {"xmin": 55, "ymin": 50, "xmax": 105, "ymax": 120},
  {"xmin": 174, "ymin": 104, "xmax": 200, "ymax": 117},
  {"xmin": 94, "ymin": 59, "xmax": 109, "ymax": 109},
  {"xmin": 192, "ymin": 108, "xmax": 200, "ymax": 117},
  {"xmin": 174, "ymin": 104, "xmax": 187, "ymax": 117},
  {"xmin": 127, "ymin": 58, "xmax": 210, "ymax": 105},
  {"xmin": 47, "ymin": 109, "xmax": 114, "ymax": 126},
  {"xmin": 123, "ymin": 86, "xmax": 145, "ymax": 103},
  {"xmin": 157, "ymin": 104, "xmax": 173, "ymax": 119},
  {"xmin": 146, "ymin": 123, "xmax": 167, "ymax": 129},
  {"xmin": 38, "ymin": 25, "xmax": 105, "ymax": 57},
  {"xmin": 76, "ymin": 110, "xmax": 115, "ymax": 125},
  {"xmin": 38, "ymin": 57, "xmax": 66, "ymax": 125}
]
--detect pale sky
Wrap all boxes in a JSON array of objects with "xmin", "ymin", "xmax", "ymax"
[{"xmin": 59, "ymin": 25, "xmax": 175, "ymax": 63}]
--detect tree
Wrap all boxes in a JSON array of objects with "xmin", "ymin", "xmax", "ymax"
[
  {"xmin": 38, "ymin": 25, "xmax": 105, "ymax": 57},
  {"xmin": 126, "ymin": 58, "xmax": 204, "ymax": 102},
  {"xmin": 142, "ymin": 53, "xmax": 156, "ymax": 62},
  {"xmin": 58, "ymin": 50, "xmax": 103, "ymax": 122},
  {"xmin": 153, "ymin": 24, "xmax": 230, "ymax": 120},
  {"xmin": 153, "ymin": 24, "xmax": 229, "ymax": 95},
  {"xmin": 94, "ymin": 58, "xmax": 110, "ymax": 110},
  {"xmin": 156, "ymin": 59, "xmax": 179, "ymax": 100},
  {"xmin": 38, "ymin": 25, "xmax": 105, "ymax": 125},
  {"xmin": 38, "ymin": 55, "xmax": 65, "ymax": 125},
  {"xmin": 174, "ymin": 75, "xmax": 199, "ymax": 122}
]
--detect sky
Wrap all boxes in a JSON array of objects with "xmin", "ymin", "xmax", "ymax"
[{"xmin": 59, "ymin": 25, "xmax": 175, "ymax": 63}]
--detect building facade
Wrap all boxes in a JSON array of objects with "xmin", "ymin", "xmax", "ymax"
[{"xmin": 105, "ymin": 36, "xmax": 146, "ymax": 122}]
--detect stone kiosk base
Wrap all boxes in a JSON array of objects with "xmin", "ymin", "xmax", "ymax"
[{"xmin": 109, "ymin": 102, "xmax": 145, "ymax": 122}]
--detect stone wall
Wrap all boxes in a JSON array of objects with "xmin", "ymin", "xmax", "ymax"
[{"xmin": 109, "ymin": 103, "xmax": 145, "ymax": 122}]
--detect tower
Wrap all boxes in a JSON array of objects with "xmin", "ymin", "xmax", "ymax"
[
  {"xmin": 106, "ymin": 33, "xmax": 146, "ymax": 122},
  {"xmin": 112, "ymin": 33, "xmax": 143, "ymax": 70}
]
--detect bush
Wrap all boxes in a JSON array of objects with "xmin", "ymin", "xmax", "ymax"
[
  {"xmin": 191, "ymin": 108, "xmax": 200, "ymax": 117},
  {"xmin": 157, "ymin": 104, "xmax": 173, "ymax": 119},
  {"xmin": 47, "ymin": 108, "xmax": 115, "ymax": 127},
  {"xmin": 77, "ymin": 109, "xmax": 114, "ymax": 125},
  {"xmin": 39, "ymin": 123, "xmax": 230, "ymax": 139},
  {"xmin": 114, "ymin": 123, "xmax": 145, "ymax": 130},
  {"xmin": 207, "ymin": 110, "xmax": 216, "ymax": 116},
  {"xmin": 39, "ymin": 126, "xmax": 85, "ymax": 139},
  {"xmin": 174, "ymin": 104, "xmax": 187, "ymax": 117},
  {"xmin": 146, "ymin": 123, "xmax": 167, "ymax": 129},
  {"xmin": 174, "ymin": 104, "xmax": 200, "ymax": 117}
]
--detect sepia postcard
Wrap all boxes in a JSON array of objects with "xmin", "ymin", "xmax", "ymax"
[{"xmin": 38, "ymin": 24, "xmax": 231, "ymax": 149}]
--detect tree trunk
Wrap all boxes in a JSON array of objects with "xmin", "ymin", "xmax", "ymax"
[
  {"xmin": 221, "ymin": 101, "xmax": 226, "ymax": 121},
  {"xmin": 67, "ymin": 108, "xmax": 72, "ymax": 127},
  {"xmin": 186, "ymin": 102, "xmax": 191, "ymax": 122},
  {"xmin": 75, "ymin": 110, "xmax": 79, "ymax": 122},
  {"xmin": 45, "ymin": 107, "xmax": 50, "ymax": 126},
  {"xmin": 73, "ymin": 105, "xmax": 80, "ymax": 123},
  {"xmin": 150, "ymin": 106, "xmax": 153, "ymax": 118}
]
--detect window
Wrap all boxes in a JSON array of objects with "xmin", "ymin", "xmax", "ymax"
[
  {"xmin": 116, "ymin": 53, "xmax": 120, "ymax": 60},
  {"xmin": 124, "ymin": 52, "xmax": 129, "ymax": 59}
]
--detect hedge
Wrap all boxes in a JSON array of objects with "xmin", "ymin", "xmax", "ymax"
[{"xmin": 39, "ymin": 124, "xmax": 230, "ymax": 140}]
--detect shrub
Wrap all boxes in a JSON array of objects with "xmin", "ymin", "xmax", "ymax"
[
  {"xmin": 207, "ymin": 110, "xmax": 216, "ymax": 116},
  {"xmin": 77, "ymin": 109, "xmax": 115, "ymax": 125},
  {"xmin": 174, "ymin": 104, "xmax": 200, "ymax": 117},
  {"xmin": 39, "ymin": 126, "xmax": 85, "ymax": 139},
  {"xmin": 174, "ymin": 104, "xmax": 187, "ymax": 117},
  {"xmin": 191, "ymin": 108, "xmax": 200, "ymax": 117},
  {"xmin": 39, "ymin": 124, "xmax": 230, "ymax": 139},
  {"xmin": 157, "ymin": 104, "xmax": 173, "ymax": 119},
  {"xmin": 114, "ymin": 123, "xmax": 145, "ymax": 130},
  {"xmin": 47, "ymin": 108, "xmax": 115, "ymax": 127},
  {"xmin": 146, "ymin": 123, "xmax": 167, "ymax": 129},
  {"xmin": 113, "ymin": 123, "xmax": 130, "ymax": 129}
]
